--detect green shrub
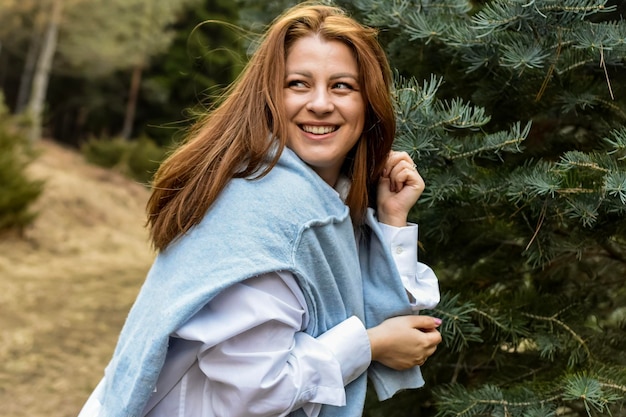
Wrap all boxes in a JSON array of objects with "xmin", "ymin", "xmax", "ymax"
[
  {"xmin": 81, "ymin": 136, "xmax": 168, "ymax": 186},
  {"xmin": 127, "ymin": 137, "xmax": 168, "ymax": 185},
  {"xmin": 0, "ymin": 94, "xmax": 44, "ymax": 233},
  {"xmin": 81, "ymin": 137, "xmax": 130, "ymax": 169}
]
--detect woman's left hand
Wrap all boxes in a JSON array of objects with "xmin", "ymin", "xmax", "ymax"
[{"xmin": 377, "ymin": 151, "xmax": 424, "ymax": 227}]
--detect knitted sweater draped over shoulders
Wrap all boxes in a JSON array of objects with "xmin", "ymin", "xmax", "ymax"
[{"xmin": 100, "ymin": 147, "xmax": 425, "ymax": 417}]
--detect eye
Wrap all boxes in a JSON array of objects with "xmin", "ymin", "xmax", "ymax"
[
  {"xmin": 333, "ymin": 82, "xmax": 354, "ymax": 90},
  {"xmin": 287, "ymin": 79, "xmax": 307, "ymax": 89},
  {"xmin": 332, "ymin": 81, "xmax": 360, "ymax": 93}
]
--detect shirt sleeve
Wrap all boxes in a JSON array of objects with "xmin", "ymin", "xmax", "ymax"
[
  {"xmin": 378, "ymin": 222, "xmax": 440, "ymax": 311},
  {"xmin": 169, "ymin": 271, "xmax": 371, "ymax": 417}
]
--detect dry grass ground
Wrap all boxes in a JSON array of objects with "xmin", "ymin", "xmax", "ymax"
[{"xmin": 0, "ymin": 140, "xmax": 154, "ymax": 417}]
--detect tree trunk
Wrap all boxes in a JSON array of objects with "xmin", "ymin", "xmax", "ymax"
[
  {"xmin": 120, "ymin": 64, "xmax": 143, "ymax": 140},
  {"xmin": 17, "ymin": 28, "xmax": 43, "ymax": 114},
  {"xmin": 27, "ymin": 0, "xmax": 64, "ymax": 142}
]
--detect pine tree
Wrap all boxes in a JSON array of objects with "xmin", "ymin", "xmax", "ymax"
[
  {"xmin": 0, "ymin": 93, "xmax": 43, "ymax": 232},
  {"xmin": 346, "ymin": 1, "xmax": 626, "ymax": 416}
]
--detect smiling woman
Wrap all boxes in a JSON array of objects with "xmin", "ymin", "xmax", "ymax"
[
  {"xmin": 283, "ymin": 35, "xmax": 365, "ymax": 186},
  {"xmin": 78, "ymin": 3, "xmax": 442, "ymax": 417}
]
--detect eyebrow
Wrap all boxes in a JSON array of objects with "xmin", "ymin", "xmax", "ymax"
[{"xmin": 285, "ymin": 70, "xmax": 359, "ymax": 81}]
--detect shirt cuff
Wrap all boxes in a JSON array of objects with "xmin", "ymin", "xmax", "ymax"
[
  {"xmin": 316, "ymin": 316, "xmax": 371, "ymax": 386},
  {"xmin": 378, "ymin": 222, "xmax": 418, "ymax": 278},
  {"xmin": 378, "ymin": 222, "xmax": 419, "ymax": 302},
  {"xmin": 378, "ymin": 222, "xmax": 440, "ymax": 311}
]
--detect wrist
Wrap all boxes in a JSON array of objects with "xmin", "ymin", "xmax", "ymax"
[
  {"xmin": 366, "ymin": 326, "xmax": 385, "ymax": 362},
  {"xmin": 377, "ymin": 210, "xmax": 408, "ymax": 227}
]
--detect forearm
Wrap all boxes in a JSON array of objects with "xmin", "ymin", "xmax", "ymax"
[{"xmin": 173, "ymin": 272, "xmax": 371, "ymax": 417}]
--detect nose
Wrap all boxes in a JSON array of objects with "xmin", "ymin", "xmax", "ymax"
[{"xmin": 306, "ymin": 87, "xmax": 334, "ymax": 114}]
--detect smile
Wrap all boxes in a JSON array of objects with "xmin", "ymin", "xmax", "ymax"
[{"xmin": 300, "ymin": 125, "xmax": 338, "ymax": 135}]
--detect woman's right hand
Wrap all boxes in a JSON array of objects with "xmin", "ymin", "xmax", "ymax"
[{"xmin": 367, "ymin": 315, "xmax": 442, "ymax": 370}]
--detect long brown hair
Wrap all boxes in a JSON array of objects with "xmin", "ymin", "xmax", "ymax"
[{"xmin": 147, "ymin": 2, "xmax": 396, "ymax": 251}]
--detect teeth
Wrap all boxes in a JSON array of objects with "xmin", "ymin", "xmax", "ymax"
[{"xmin": 302, "ymin": 125, "xmax": 336, "ymax": 135}]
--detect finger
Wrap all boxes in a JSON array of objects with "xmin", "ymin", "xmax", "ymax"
[
  {"xmin": 407, "ymin": 315, "xmax": 443, "ymax": 329},
  {"xmin": 382, "ymin": 151, "xmax": 413, "ymax": 177},
  {"xmin": 408, "ymin": 315, "xmax": 443, "ymax": 330},
  {"xmin": 386, "ymin": 159, "xmax": 422, "ymax": 190},
  {"xmin": 389, "ymin": 150, "xmax": 413, "ymax": 165},
  {"xmin": 426, "ymin": 330, "xmax": 442, "ymax": 347},
  {"xmin": 389, "ymin": 154, "xmax": 414, "ymax": 173},
  {"xmin": 381, "ymin": 152, "xmax": 421, "ymax": 193},
  {"xmin": 392, "ymin": 166, "xmax": 423, "ymax": 193}
]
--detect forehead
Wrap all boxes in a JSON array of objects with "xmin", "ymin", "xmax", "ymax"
[{"xmin": 285, "ymin": 35, "xmax": 358, "ymax": 74}]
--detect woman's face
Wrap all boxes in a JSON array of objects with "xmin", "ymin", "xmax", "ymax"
[{"xmin": 283, "ymin": 35, "xmax": 365, "ymax": 186}]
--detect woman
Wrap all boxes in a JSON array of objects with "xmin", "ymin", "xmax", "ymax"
[{"xmin": 79, "ymin": 2, "xmax": 441, "ymax": 417}]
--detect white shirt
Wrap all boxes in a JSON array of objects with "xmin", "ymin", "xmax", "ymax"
[{"xmin": 78, "ymin": 223, "xmax": 439, "ymax": 417}]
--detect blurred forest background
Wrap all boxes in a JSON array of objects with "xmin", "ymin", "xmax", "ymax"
[{"xmin": 1, "ymin": 0, "xmax": 626, "ymax": 416}]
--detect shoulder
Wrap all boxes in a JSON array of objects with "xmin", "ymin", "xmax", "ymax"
[
  {"xmin": 211, "ymin": 147, "xmax": 349, "ymax": 227},
  {"xmin": 163, "ymin": 148, "xmax": 350, "ymax": 261}
]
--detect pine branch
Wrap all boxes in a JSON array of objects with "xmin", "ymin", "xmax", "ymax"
[
  {"xmin": 470, "ymin": 1, "xmax": 527, "ymax": 38},
  {"xmin": 556, "ymin": 151, "xmax": 611, "ymax": 173},
  {"xmin": 350, "ymin": 1, "xmax": 626, "ymax": 415},
  {"xmin": 434, "ymin": 383, "xmax": 561, "ymax": 417},
  {"xmin": 562, "ymin": 373, "xmax": 624, "ymax": 415},
  {"xmin": 427, "ymin": 293, "xmax": 484, "ymax": 353},
  {"xmin": 596, "ymin": 98, "xmax": 626, "ymax": 120},
  {"xmin": 604, "ymin": 127, "xmax": 626, "ymax": 157},
  {"xmin": 449, "ymin": 132, "xmax": 527, "ymax": 160},
  {"xmin": 599, "ymin": 381, "xmax": 626, "ymax": 393},
  {"xmin": 538, "ymin": 1, "xmax": 614, "ymax": 15},
  {"xmin": 394, "ymin": 72, "xmax": 443, "ymax": 121},
  {"xmin": 434, "ymin": 98, "xmax": 491, "ymax": 130},
  {"xmin": 522, "ymin": 311, "xmax": 591, "ymax": 358},
  {"xmin": 500, "ymin": 38, "xmax": 551, "ymax": 73}
]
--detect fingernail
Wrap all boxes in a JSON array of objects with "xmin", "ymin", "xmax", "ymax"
[{"xmin": 433, "ymin": 318, "xmax": 442, "ymax": 325}]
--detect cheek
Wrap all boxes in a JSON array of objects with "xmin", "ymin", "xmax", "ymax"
[
  {"xmin": 351, "ymin": 97, "xmax": 366, "ymax": 128},
  {"xmin": 283, "ymin": 94, "xmax": 304, "ymax": 118},
  {"xmin": 282, "ymin": 95, "xmax": 293, "ymax": 119},
  {"xmin": 353, "ymin": 104, "xmax": 366, "ymax": 132}
]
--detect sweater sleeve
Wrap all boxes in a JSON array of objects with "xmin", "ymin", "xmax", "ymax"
[{"xmin": 145, "ymin": 271, "xmax": 371, "ymax": 417}]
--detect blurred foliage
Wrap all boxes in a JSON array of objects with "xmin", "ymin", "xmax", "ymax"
[
  {"xmin": 81, "ymin": 137, "xmax": 130, "ymax": 169},
  {"xmin": 137, "ymin": 0, "xmax": 247, "ymax": 146},
  {"xmin": 127, "ymin": 137, "xmax": 170, "ymax": 185},
  {"xmin": 0, "ymin": 0, "xmax": 245, "ymax": 147},
  {"xmin": 81, "ymin": 136, "xmax": 169, "ymax": 185},
  {"xmin": 58, "ymin": 0, "xmax": 202, "ymax": 76},
  {"xmin": 0, "ymin": 92, "xmax": 43, "ymax": 233},
  {"xmin": 236, "ymin": 0, "xmax": 307, "ymax": 31}
]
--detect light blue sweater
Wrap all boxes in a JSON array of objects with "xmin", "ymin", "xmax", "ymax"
[{"xmin": 99, "ymin": 147, "xmax": 425, "ymax": 416}]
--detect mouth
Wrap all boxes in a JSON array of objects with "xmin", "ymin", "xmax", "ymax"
[{"xmin": 300, "ymin": 124, "xmax": 338, "ymax": 135}]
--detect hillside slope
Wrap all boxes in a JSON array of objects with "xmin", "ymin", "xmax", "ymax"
[{"xmin": 0, "ymin": 140, "xmax": 154, "ymax": 417}]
